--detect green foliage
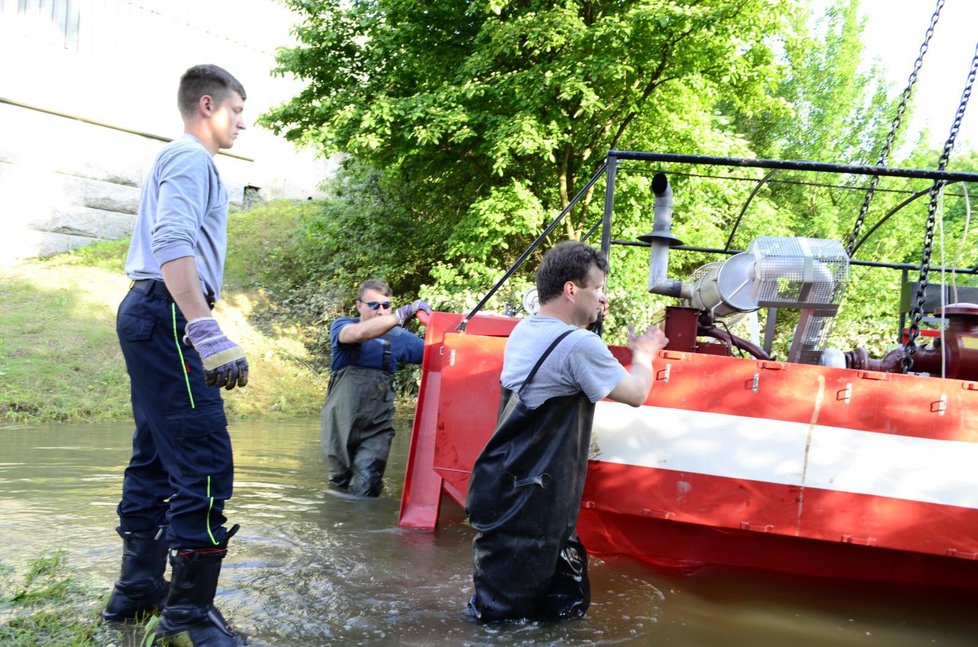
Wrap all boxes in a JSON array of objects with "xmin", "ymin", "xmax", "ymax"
[
  {"xmin": 256, "ymin": 0, "xmax": 978, "ymax": 361},
  {"xmin": 428, "ymin": 180, "xmax": 548, "ymax": 295},
  {"xmin": 263, "ymin": 0, "xmax": 797, "ymax": 292},
  {"xmin": 0, "ymin": 551, "xmax": 109, "ymax": 646},
  {"xmin": 582, "ymin": 0, "xmax": 978, "ymax": 353}
]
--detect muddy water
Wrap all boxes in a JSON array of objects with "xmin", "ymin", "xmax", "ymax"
[{"xmin": 1, "ymin": 417, "xmax": 977, "ymax": 646}]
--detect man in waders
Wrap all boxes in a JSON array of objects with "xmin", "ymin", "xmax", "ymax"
[
  {"xmin": 104, "ymin": 64, "xmax": 249, "ymax": 646},
  {"xmin": 321, "ymin": 279, "xmax": 431, "ymax": 496},
  {"xmin": 465, "ymin": 241, "xmax": 668, "ymax": 623}
]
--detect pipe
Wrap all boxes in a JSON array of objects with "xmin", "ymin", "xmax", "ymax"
[
  {"xmin": 642, "ymin": 173, "xmax": 689, "ymax": 298},
  {"xmin": 606, "ymin": 150, "xmax": 978, "ymax": 184},
  {"xmin": 698, "ymin": 324, "xmax": 772, "ymax": 360},
  {"xmin": 647, "ymin": 173, "xmax": 673, "ymax": 289}
]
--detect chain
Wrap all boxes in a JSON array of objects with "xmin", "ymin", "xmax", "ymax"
[
  {"xmin": 846, "ymin": 0, "xmax": 944, "ymax": 258},
  {"xmin": 903, "ymin": 42, "xmax": 978, "ymax": 372}
]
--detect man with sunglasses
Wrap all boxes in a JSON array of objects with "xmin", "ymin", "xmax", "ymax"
[{"xmin": 320, "ymin": 279, "xmax": 431, "ymax": 496}]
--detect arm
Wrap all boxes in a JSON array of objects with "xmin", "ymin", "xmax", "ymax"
[
  {"xmin": 338, "ymin": 299, "xmax": 432, "ymax": 344},
  {"xmin": 607, "ymin": 325, "xmax": 668, "ymax": 407},
  {"xmin": 338, "ymin": 314, "xmax": 400, "ymax": 344},
  {"xmin": 163, "ymin": 256, "xmax": 248, "ymax": 390},
  {"xmin": 151, "ymin": 145, "xmax": 215, "ymax": 299},
  {"xmin": 161, "ymin": 256, "xmax": 212, "ymax": 321}
]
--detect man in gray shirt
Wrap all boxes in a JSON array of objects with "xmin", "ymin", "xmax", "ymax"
[
  {"xmin": 466, "ymin": 240, "xmax": 668, "ymax": 623},
  {"xmin": 103, "ymin": 64, "xmax": 248, "ymax": 646}
]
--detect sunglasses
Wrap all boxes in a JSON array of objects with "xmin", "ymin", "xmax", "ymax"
[{"xmin": 361, "ymin": 300, "xmax": 392, "ymax": 311}]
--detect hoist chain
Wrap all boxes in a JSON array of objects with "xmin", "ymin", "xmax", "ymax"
[
  {"xmin": 903, "ymin": 42, "xmax": 978, "ymax": 373},
  {"xmin": 845, "ymin": 0, "xmax": 945, "ymax": 258}
]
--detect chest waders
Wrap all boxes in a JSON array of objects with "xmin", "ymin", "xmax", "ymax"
[
  {"xmin": 466, "ymin": 330, "xmax": 593, "ymax": 622},
  {"xmin": 321, "ymin": 345, "xmax": 396, "ymax": 497}
]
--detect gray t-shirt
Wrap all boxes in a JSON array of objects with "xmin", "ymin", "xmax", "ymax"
[
  {"xmin": 500, "ymin": 315, "xmax": 627, "ymax": 410},
  {"xmin": 124, "ymin": 134, "xmax": 229, "ymax": 301}
]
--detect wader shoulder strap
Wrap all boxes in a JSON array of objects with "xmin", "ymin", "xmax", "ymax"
[
  {"xmin": 346, "ymin": 335, "xmax": 392, "ymax": 372},
  {"xmin": 517, "ymin": 329, "xmax": 575, "ymax": 397},
  {"xmin": 381, "ymin": 337, "xmax": 392, "ymax": 371}
]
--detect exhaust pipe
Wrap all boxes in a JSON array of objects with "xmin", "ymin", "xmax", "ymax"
[{"xmin": 639, "ymin": 173, "xmax": 687, "ymax": 298}]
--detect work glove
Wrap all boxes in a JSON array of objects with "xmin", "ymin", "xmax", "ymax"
[
  {"xmin": 184, "ymin": 316, "xmax": 249, "ymax": 390},
  {"xmin": 395, "ymin": 299, "xmax": 432, "ymax": 326}
]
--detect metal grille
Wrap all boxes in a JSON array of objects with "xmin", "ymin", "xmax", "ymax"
[
  {"xmin": 689, "ymin": 261, "xmax": 722, "ymax": 283},
  {"xmin": 749, "ymin": 237, "xmax": 848, "ymax": 309}
]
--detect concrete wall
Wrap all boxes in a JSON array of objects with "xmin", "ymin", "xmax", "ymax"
[{"xmin": 0, "ymin": 0, "xmax": 332, "ymax": 263}]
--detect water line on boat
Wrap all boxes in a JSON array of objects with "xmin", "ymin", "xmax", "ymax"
[{"xmin": 797, "ymin": 375, "xmax": 826, "ymax": 534}]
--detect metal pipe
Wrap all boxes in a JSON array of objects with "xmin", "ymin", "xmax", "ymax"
[
  {"xmin": 607, "ymin": 150, "xmax": 978, "ymax": 184},
  {"xmin": 601, "ymin": 155, "xmax": 618, "ymax": 263},
  {"xmin": 611, "ymin": 240, "xmax": 978, "ymax": 275},
  {"xmin": 642, "ymin": 173, "xmax": 688, "ymax": 299},
  {"xmin": 647, "ymin": 173, "xmax": 673, "ymax": 288}
]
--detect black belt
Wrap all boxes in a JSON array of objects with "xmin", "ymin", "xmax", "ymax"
[{"xmin": 130, "ymin": 279, "xmax": 215, "ymax": 308}]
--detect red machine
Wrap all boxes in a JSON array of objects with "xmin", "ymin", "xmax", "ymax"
[
  {"xmin": 400, "ymin": 309, "xmax": 978, "ymax": 590},
  {"xmin": 398, "ymin": 151, "xmax": 978, "ymax": 591}
]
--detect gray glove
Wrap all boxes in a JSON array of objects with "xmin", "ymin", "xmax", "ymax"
[
  {"xmin": 184, "ymin": 317, "xmax": 249, "ymax": 390},
  {"xmin": 395, "ymin": 299, "xmax": 432, "ymax": 326}
]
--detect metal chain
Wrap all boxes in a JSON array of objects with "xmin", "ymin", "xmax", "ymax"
[
  {"xmin": 902, "ymin": 42, "xmax": 978, "ymax": 372},
  {"xmin": 845, "ymin": 0, "xmax": 944, "ymax": 257}
]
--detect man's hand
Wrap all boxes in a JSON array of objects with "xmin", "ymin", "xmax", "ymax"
[
  {"xmin": 395, "ymin": 299, "xmax": 432, "ymax": 326},
  {"xmin": 608, "ymin": 324, "xmax": 669, "ymax": 407},
  {"xmin": 184, "ymin": 317, "xmax": 249, "ymax": 390},
  {"xmin": 628, "ymin": 324, "xmax": 669, "ymax": 362}
]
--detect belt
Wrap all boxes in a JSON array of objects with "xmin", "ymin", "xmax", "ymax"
[{"xmin": 130, "ymin": 279, "xmax": 215, "ymax": 308}]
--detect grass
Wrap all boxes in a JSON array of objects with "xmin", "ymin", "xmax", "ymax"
[
  {"xmin": 0, "ymin": 200, "xmax": 330, "ymax": 424},
  {"xmin": 0, "ymin": 551, "xmax": 126, "ymax": 646}
]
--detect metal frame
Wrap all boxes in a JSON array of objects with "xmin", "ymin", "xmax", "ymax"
[{"xmin": 458, "ymin": 150, "xmax": 978, "ymax": 333}]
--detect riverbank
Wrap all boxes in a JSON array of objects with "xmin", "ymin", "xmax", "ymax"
[{"xmin": 0, "ymin": 202, "xmax": 332, "ymax": 425}]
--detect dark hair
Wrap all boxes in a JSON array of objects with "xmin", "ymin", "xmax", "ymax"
[
  {"xmin": 177, "ymin": 64, "xmax": 247, "ymax": 117},
  {"xmin": 535, "ymin": 241, "xmax": 609, "ymax": 304},
  {"xmin": 358, "ymin": 279, "xmax": 392, "ymax": 301}
]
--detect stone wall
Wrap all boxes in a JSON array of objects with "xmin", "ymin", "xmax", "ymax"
[
  {"xmin": 0, "ymin": 100, "xmax": 316, "ymax": 262},
  {"xmin": 0, "ymin": 0, "xmax": 332, "ymax": 264}
]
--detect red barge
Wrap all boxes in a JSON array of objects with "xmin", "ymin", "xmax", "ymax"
[{"xmin": 398, "ymin": 151, "xmax": 978, "ymax": 591}]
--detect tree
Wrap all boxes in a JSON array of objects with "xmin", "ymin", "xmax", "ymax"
[
  {"xmin": 263, "ymin": 0, "xmax": 976, "ymax": 357},
  {"xmin": 262, "ymin": 0, "xmax": 798, "ymax": 294}
]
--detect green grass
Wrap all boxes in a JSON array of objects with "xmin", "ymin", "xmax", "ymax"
[
  {"xmin": 0, "ymin": 200, "xmax": 331, "ymax": 424},
  {"xmin": 0, "ymin": 551, "xmax": 126, "ymax": 646},
  {"xmin": 0, "ymin": 263, "xmax": 134, "ymax": 422},
  {"xmin": 224, "ymin": 198, "xmax": 323, "ymax": 293}
]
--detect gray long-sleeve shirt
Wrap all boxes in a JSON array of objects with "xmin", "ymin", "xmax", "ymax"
[{"xmin": 124, "ymin": 134, "xmax": 229, "ymax": 301}]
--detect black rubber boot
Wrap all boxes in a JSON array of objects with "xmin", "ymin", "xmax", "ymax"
[
  {"xmin": 102, "ymin": 526, "xmax": 169, "ymax": 622},
  {"xmin": 143, "ymin": 525, "xmax": 246, "ymax": 646}
]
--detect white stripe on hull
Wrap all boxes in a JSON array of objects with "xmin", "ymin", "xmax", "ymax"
[{"xmin": 592, "ymin": 401, "xmax": 978, "ymax": 510}]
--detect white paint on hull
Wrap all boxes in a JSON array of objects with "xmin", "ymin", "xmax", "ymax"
[{"xmin": 592, "ymin": 401, "xmax": 978, "ymax": 510}]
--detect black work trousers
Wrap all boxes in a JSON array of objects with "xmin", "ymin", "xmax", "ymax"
[{"xmin": 115, "ymin": 283, "xmax": 234, "ymax": 548}]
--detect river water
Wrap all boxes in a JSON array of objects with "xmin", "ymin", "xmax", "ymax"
[{"xmin": 1, "ymin": 416, "xmax": 977, "ymax": 646}]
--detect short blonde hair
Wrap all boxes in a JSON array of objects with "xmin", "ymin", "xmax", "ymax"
[{"xmin": 357, "ymin": 279, "xmax": 392, "ymax": 301}]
